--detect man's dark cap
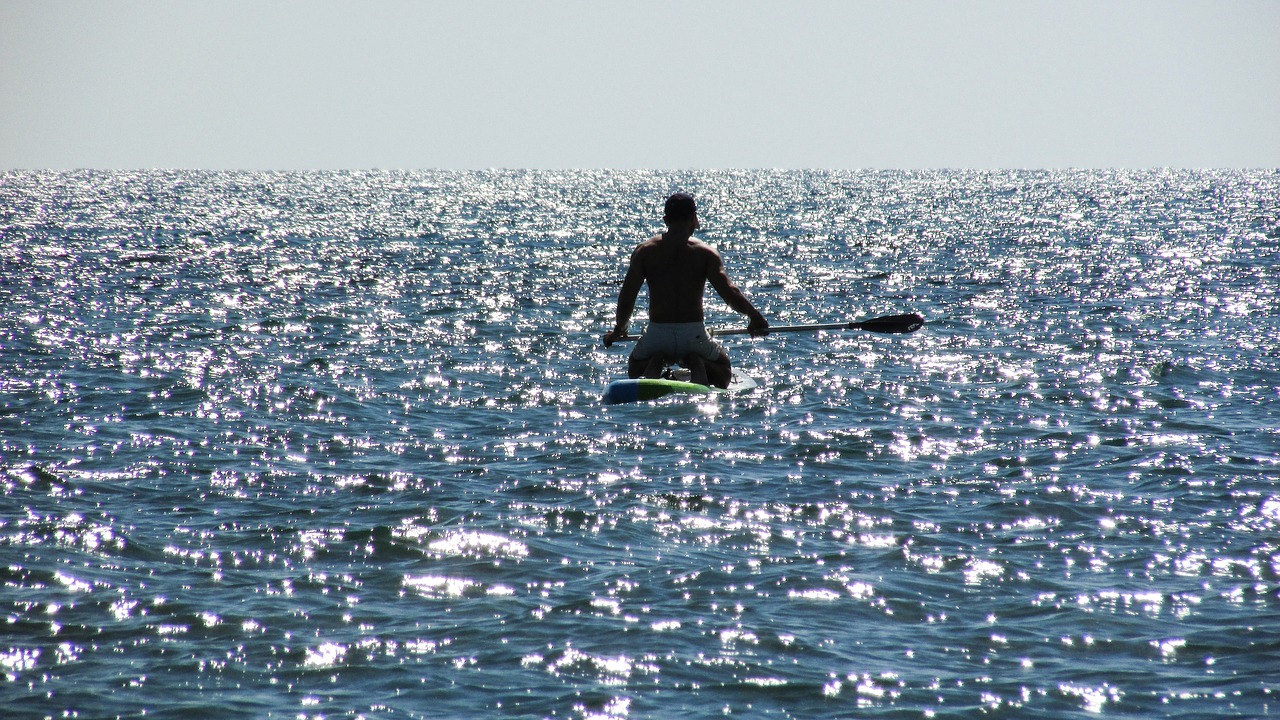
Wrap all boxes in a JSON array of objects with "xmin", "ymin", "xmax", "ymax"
[{"xmin": 664, "ymin": 192, "xmax": 697, "ymax": 220}]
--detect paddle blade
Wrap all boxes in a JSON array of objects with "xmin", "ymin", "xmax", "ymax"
[{"xmin": 850, "ymin": 313, "xmax": 925, "ymax": 334}]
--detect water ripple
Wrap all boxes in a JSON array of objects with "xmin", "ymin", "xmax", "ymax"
[{"xmin": 2, "ymin": 169, "xmax": 1278, "ymax": 718}]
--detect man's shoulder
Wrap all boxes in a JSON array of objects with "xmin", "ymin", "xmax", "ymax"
[
  {"xmin": 686, "ymin": 238, "xmax": 722, "ymax": 260},
  {"xmin": 632, "ymin": 233, "xmax": 666, "ymax": 253},
  {"xmin": 633, "ymin": 233, "xmax": 720, "ymax": 261}
]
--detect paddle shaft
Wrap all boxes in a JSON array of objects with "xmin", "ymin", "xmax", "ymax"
[
  {"xmin": 715, "ymin": 322, "xmax": 870, "ymax": 336},
  {"xmin": 609, "ymin": 313, "xmax": 924, "ymax": 342}
]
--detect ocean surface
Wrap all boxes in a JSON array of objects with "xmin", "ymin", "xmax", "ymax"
[{"xmin": 1, "ymin": 169, "xmax": 1278, "ymax": 719}]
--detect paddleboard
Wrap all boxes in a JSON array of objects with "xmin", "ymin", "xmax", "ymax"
[{"xmin": 602, "ymin": 370, "xmax": 759, "ymax": 405}]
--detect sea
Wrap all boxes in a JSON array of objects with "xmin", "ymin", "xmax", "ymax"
[{"xmin": 1, "ymin": 169, "xmax": 1278, "ymax": 719}]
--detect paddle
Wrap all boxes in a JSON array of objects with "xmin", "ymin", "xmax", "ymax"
[
  {"xmin": 609, "ymin": 312, "xmax": 924, "ymax": 342},
  {"xmin": 714, "ymin": 312, "xmax": 924, "ymax": 336}
]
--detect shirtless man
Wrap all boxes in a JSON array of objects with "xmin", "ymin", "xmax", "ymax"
[{"xmin": 602, "ymin": 192, "xmax": 768, "ymax": 388}]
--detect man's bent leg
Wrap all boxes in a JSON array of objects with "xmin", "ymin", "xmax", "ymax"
[
  {"xmin": 629, "ymin": 353, "xmax": 668, "ymax": 379},
  {"xmin": 643, "ymin": 354, "xmax": 668, "ymax": 379},
  {"xmin": 705, "ymin": 349, "xmax": 732, "ymax": 389},
  {"xmin": 684, "ymin": 354, "xmax": 709, "ymax": 386}
]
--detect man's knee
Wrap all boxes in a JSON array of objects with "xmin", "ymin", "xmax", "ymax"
[{"xmin": 631, "ymin": 353, "xmax": 667, "ymax": 379}]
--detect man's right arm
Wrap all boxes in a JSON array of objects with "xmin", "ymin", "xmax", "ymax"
[{"xmin": 706, "ymin": 250, "xmax": 768, "ymax": 334}]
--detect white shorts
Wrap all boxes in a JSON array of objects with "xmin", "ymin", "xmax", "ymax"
[{"xmin": 631, "ymin": 322, "xmax": 724, "ymax": 364}]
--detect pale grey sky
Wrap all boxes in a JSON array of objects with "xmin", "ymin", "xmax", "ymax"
[{"xmin": 2, "ymin": 0, "xmax": 1277, "ymax": 169}]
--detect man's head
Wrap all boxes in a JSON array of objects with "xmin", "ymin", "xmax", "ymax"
[{"xmin": 663, "ymin": 192, "xmax": 697, "ymax": 226}]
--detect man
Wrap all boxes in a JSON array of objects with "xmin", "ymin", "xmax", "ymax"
[{"xmin": 602, "ymin": 192, "xmax": 768, "ymax": 388}]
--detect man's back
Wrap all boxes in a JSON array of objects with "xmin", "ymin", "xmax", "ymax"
[{"xmin": 632, "ymin": 233, "xmax": 720, "ymax": 324}]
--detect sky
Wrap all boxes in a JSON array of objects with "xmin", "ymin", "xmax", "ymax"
[{"xmin": 2, "ymin": 0, "xmax": 1277, "ymax": 170}]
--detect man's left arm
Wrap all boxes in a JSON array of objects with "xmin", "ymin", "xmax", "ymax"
[{"xmin": 603, "ymin": 258, "xmax": 645, "ymax": 347}]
